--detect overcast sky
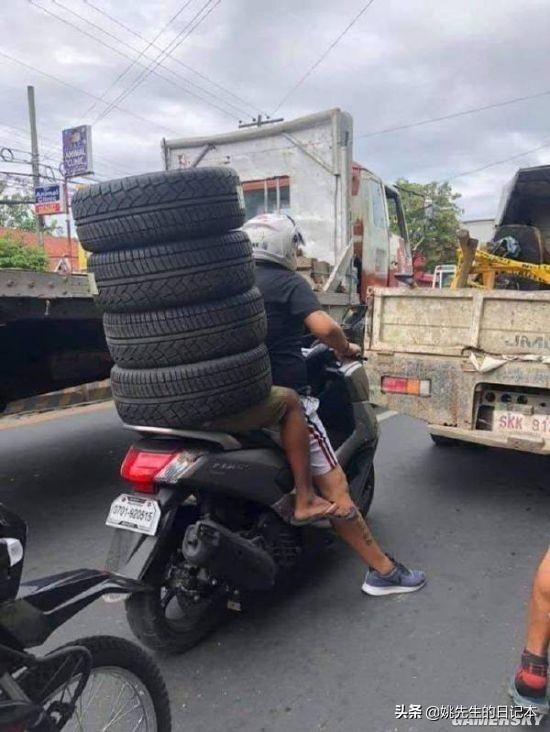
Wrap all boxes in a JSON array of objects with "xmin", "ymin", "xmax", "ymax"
[{"xmin": 1, "ymin": 0, "xmax": 550, "ymax": 219}]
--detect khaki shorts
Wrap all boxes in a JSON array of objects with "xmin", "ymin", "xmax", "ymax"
[{"xmin": 203, "ymin": 386, "xmax": 291, "ymax": 434}]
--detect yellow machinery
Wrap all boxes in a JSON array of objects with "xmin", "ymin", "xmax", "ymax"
[{"xmin": 451, "ymin": 229, "xmax": 550, "ymax": 289}]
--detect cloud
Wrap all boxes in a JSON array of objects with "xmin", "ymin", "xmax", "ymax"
[{"xmin": 2, "ymin": 0, "xmax": 550, "ymax": 220}]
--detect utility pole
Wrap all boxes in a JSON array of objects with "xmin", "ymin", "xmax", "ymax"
[
  {"xmin": 63, "ymin": 175, "xmax": 72, "ymax": 270},
  {"xmin": 238, "ymin": 114, "xmax": 284, "ymax": 129},
  {"xmin": 27, "ymin": 85, "xmax": 45, "ymax": 248}
]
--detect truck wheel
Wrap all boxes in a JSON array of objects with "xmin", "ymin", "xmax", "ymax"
[
  {"xmin": 104, "ymin": 288, "xmax": 267, "ymax": 368},
  {"xmin": 89, "ymin": 232, "xmax": 254, "ymax": 312},
  {"xmin": 111, "ymin": 345, "xmax": 272, "ymax": 428},
  {"xmin": 72, "ymin": 167, "xmax": 245, "ymax": 253}
]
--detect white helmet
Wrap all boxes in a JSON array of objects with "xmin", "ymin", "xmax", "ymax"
[{"xmin": 242, "ymin": 213, "xmax": 304, "ymax": 271}]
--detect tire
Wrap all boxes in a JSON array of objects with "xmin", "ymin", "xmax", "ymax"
[
  {"xmin": 89, "ymin": 232, "xmax": 254, "ymax": 312},
  {"xmin": 73, "ymin": 167, "xmax": 245, "ymax": 252},
  {"xmin": 19, "ymin": 635, "xmax": 171, "ymax": 731},
  {"xmin": 126, "ymin": 543, "xmax": 229, "ymax": 654},
  {"xmin": 104, "ymin": 288, "xmax": 267, "ymax": 368},
  {"xmin": 111, "ymin": 345, "xmax": 272, "ymax": 428}
]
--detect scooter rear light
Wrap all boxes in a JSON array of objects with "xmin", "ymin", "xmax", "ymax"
[
  {"xmin": 381, "ymin": 376, "xmax": 431, "ymax": 397},
  {"xmin": 120, "ymin": 448, "xmax": 178, "ymax": 494}
]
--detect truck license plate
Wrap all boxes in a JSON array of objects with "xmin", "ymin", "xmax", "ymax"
[
  {"xmin": 493, "ymin": 411, "xmax": 550, "ymax": 436},
  {"xmin": 106, "ymin": 494, "xmax": 161, "ymax": 536}
]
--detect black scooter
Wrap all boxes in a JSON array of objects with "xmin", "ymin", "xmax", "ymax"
[
  {"xmin": 105, "ymin": 346, "xmax": 378, "ymax": 653},
  {"xmin": 0, "ymin": 505, "xmax": 171, "ymax": 731}
]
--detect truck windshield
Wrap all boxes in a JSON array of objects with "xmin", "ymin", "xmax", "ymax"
[{"xmin": 242, "ymin": 176, "xmax": 290, "ymax": 220}]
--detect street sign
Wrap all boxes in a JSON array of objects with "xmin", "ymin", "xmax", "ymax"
[
  {"xmin": 34, "ymin": 184, "xmax": 64, "ymax": 215},
  {"xmin": 62, "ymin": 125, "xmax": 93, "ymax": 178}
]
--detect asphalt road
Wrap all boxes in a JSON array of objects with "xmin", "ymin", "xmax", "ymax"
[{"xmin": 0, "ymin": 404, "xmax": 548, "ymax": 732}]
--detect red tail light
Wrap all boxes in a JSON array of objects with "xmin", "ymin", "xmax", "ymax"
[
  {"xmin": 120, "ymin": 448, "xmax": 178, "ymax": 494},
  {"xmin": 381, "ymin": 376, "xmax": 431, "ymax": 397}
]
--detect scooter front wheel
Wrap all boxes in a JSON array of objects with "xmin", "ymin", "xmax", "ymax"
[{"xmin": 125, "ymin": 547, "xmax": 228, "ymax": 654}]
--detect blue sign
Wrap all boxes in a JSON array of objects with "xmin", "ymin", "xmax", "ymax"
[
  {"xmin": 34, "ymin": 184, "xmax": 63, "ymax": 215},
  {"xmin": 62, "ymin": 125, "xmax": 93, "ymax": 178}
]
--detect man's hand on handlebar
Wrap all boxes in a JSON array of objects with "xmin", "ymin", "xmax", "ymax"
[{"xmin": 337, "ymin": 342, "xmax": 363, "ymax": 361}]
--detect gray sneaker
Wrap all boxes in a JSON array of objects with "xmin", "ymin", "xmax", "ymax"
[{"xmin": 362, "ymin": 561, "xmax": 426, "ymax": 596}]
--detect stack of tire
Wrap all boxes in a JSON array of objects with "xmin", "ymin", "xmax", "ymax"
[{"xmin": 72, "ymin": 167, "xmax": 272, "ymax": 428}]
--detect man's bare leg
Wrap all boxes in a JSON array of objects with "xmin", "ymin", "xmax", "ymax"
[
  {"xmin": 511, "ymin": 549, "xmax": 550, "ymax": 712},
  {"xmin": 278, "ymin": 391, "xmax": 340, "ymax": 522},
  {"xmin": 314, "ymin": 465, "xmax": 393, "ymax": 575},
  {"xmin": 525, "ymin": 549, "xmax": 550, "ymax": 656}
]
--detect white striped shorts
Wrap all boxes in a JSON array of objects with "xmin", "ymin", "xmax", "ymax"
[{"xmin": 265, "ymin": 395, "xmax": 339, "ymax": 477}]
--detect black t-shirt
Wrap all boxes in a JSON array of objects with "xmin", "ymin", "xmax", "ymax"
[{"xmin": 254, "ymin": 262, "xmax": 321, "ymax": 392}]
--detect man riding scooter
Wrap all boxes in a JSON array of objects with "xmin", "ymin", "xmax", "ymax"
[{"xmin": 243, "ymin": 213, "xmax": 426, "ymax": 596}]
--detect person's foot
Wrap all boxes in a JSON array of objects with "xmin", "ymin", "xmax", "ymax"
[
  {"xmin": 508, "ymin": 678, "xmax": 549, "ymax": 716},
  {"xmin": 508, "ymin": 650, "xmax": 549, "ymax": 716},
  {"xmin": 292, "ymin": 494, "xmax": 355, "ymax": 525},
  {"xmin": 361, "ymin": 560, "xmax": 426, "ymax": 596}
]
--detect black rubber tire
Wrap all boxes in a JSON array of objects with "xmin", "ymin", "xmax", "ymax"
[
  {"xmin": 111, "ymin": 344, "xmax": 272, "ymax": 428},
  {"xmin": 73, "ymin": 167, "xmax": 245, "ymax": 252},
  {"xmin": 104, "ymin": 288, "xmax": 267, "ymax": 368},
  {"xmin": 126, "ymin": 544, "xmax": 229, "ymax": 655},
  {"xmin": 89, "ymin": 232, "xmax": 254, "ymax": 313},
  {"xmin": 18, "ymin": 635, "xmax": 171, "ymax": 731}
]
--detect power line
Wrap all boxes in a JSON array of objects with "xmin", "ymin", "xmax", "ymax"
[
  {"xmin": 446, "ymin": 140, "xmax": 550, "ymax": 182},
  {"xmin": 271, "ymin": 0, "xmax": 377, "ymax": 115},
  {"xmin": 0, "ymin": 48, "xmax": 183, "ymax": 136},
  {"xmin": 358, "ymin": 88, "xmax": 550, "ymax": 139},
  {"xmin": 82, "ymin": 0, "xmax": 264, "ymax": 117},
  {"xmin": 77, "ymin": 0, "xmax": 196, "ymax": 120},
  {"xmin": 30, "ymin": 0, "xmax": 241, "ymax": 122},
  {"xmin": 0, "ymin": 123, "xmax": 134, "ymax": 176},
  {"xmin": 96, "ymin": 0, "xmax": 223, "ymax": 124}
]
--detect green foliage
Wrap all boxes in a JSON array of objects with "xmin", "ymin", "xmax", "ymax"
[
  {"xmin": 0, "ymin": 183, "xmax": 57, "ymax": 233},
  {"xmin": 0, "ymin": 234, "xmax": 49, "ymax": 271},
  {"xmin": 394, "ymin": 179, "xmax": 463, "ymax": 270}
]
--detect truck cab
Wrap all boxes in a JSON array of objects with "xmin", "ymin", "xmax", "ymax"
[{"xmin": 162, "ymin": 109, "xmax": 412, "ymax": 305}]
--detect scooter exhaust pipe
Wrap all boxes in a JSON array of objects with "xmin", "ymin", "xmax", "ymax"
[{"xmin": 182, "ymin": 520, "xmax": 277, "ymax": 591}]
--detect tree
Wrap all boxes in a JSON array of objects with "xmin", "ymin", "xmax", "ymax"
[
  {"xmin": 0, "ymin": 233, "xmax": 49, "ymax": 271},
  {"xmin": 0, "ymin": 182, "xmax": 57, "ymax": 233},
  {"xmin": 394, "ymin": 179, "xmax": 463, "ymax": 270}
]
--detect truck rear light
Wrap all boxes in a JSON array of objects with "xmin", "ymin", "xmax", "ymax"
[
  {"xmin": 381, "ymin": 376, "xmax": 431, "ymax": 397},
  {"xmin": 120, "ymin": 447, "xmax": 178, "ymax": 494}
]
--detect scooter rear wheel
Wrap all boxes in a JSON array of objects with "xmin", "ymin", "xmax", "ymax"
[{"xmin": 125, "ymin": 548, "xmax": 228, "ymax": 654}]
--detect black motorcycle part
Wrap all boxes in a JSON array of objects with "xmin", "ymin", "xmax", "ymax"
[
  {"xmin": 182, "ymin": 520, "xmax": 277, "ymax": 591},
  {"xmin": 0, "ymin": 504, "xmax": 27, "ymax": 602},
  {"xmin": 104, "ymin": 488, "xmax": 190, "ymax": 580},
  {"xmin": 0, "ymin": 570, "xmax": 147, "ymax": 648},
  {"xmin": 188, "ymin": 447, "xmax": 292, "ymax": 506}
]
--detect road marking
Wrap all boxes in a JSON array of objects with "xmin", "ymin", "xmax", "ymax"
[
  {"xmin": 376, "ymin": 410, "xmax": 398, "ymax": 422},
  {"xmin": 0, "ymin": 400, "xmax": 114, "ymax": 431}
]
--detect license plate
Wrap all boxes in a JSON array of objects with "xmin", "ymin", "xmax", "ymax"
[
  {"xmin": 493, "ymin": 411, "xmax": 550, "ymax": 436},
  {"xmin": 106, "ymin": 494, "xmax": 161, "ymax": 536}
]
